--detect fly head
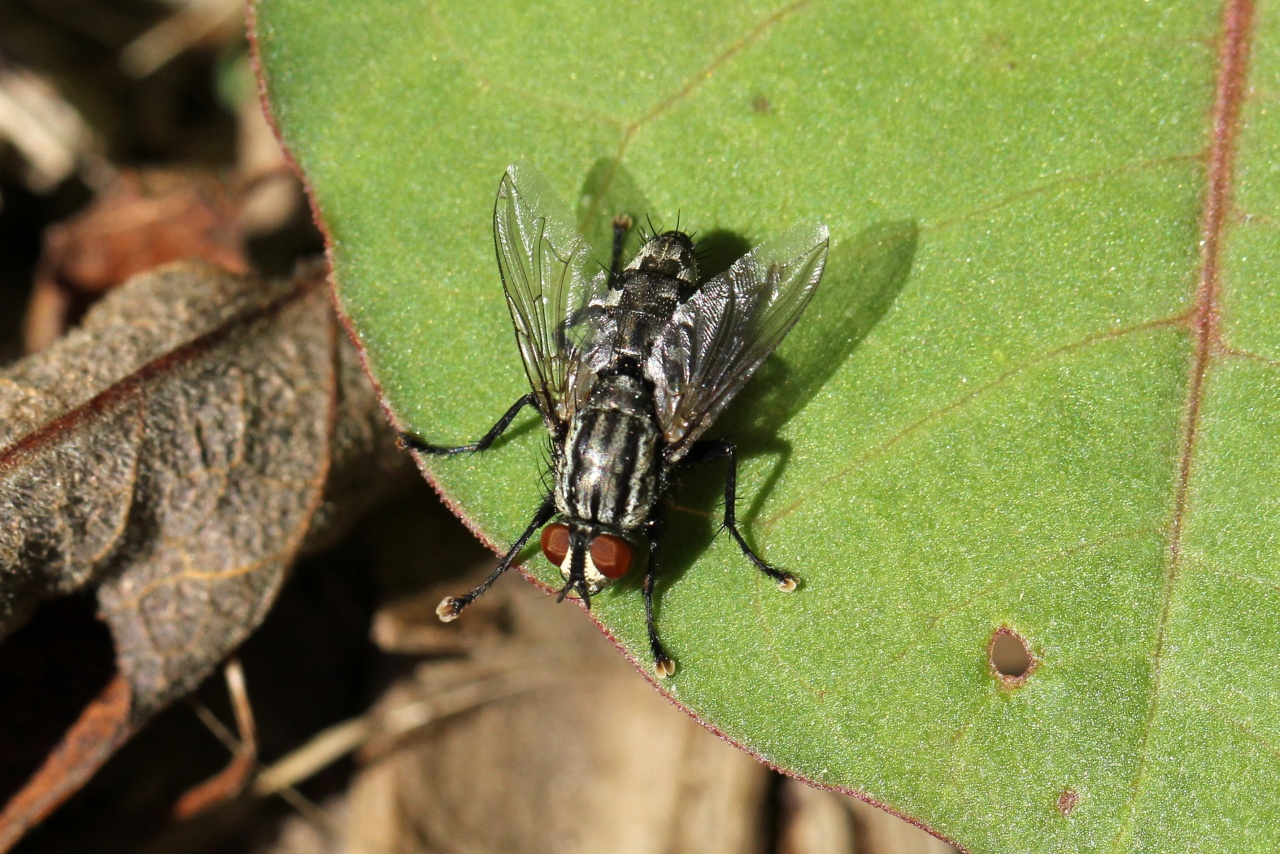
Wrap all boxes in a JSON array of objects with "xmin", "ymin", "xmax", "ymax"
[{"xmin": 540, "ymin": 520, "xmax": 636, "ymax": 604}]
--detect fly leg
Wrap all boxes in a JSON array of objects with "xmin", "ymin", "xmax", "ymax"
[
  {"xmin": 642, "ymin": 512, "xmax": 676, "ymax": 678},
  {"xmin": 608, "ymin": 214, "xmax": 633, "ymax": 289},
  {"xmin": 436, "ymin": 494, "xmax": 557, "ymax": 621},
  {"xmin": 398, "ymin": 392, "xmax": 536, "ymax": 456},
  {"xmin": 685, "ymin": 439, "xmax": 799, "ymax": 591}
]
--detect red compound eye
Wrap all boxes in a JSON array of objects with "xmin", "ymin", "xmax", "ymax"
[
  {"xmin": 589, "ymin": 534, "xmax": 634, "ymax": 580},
  {"xmin": 540, "ymin": 523, "xmax": 570, "ymax": 567}
]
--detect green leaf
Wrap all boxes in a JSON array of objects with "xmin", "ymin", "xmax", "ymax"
[{"xmin": 251, "ymin": 1, "xmax": 1280, "ymax": 850}]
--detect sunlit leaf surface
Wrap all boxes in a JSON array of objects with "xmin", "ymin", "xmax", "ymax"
[{"xmin": 252, "ymin": 1, "xmax": 1280, "ymax": 849}]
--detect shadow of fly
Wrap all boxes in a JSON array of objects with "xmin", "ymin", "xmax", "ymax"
[{"xmin": 401, "ymin": 164, "xmax": 828, "ymax": 677}]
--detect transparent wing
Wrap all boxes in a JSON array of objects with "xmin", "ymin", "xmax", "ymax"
[
  {"xmin": 494, "ymin": 164, "xmax": 609, "ymax": 431},
  {"xmin": 646, "ymin": 223, "xmax": 829, "ymax": 461}
]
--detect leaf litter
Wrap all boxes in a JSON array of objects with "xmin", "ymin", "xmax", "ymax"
[{"xmin": 0, "ymin": 260, "xmax": 411, "ymax": 846}]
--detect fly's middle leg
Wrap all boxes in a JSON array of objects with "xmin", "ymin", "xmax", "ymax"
[
  {"xmin": 398, "ymin": 392, "xmax": 536, "ymax": 456},
  {"xmin": 642, "ymin": 512, "xmax": 676, "ymax": 678},
  {"xmin": 685, "ymin": 439, "xmax": 799, "ymax": 592}
]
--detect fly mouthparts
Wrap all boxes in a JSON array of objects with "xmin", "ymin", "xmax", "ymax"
[{"xmin": 556, "ymin": 580, "xmax": 592, "ymax": 609}]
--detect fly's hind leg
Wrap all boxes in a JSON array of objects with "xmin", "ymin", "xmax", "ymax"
[
  {"xmin": 398, "ymin": 392, "xmax": 536, "ymax": 456},
  {"xmin": 685, "ymin": 439, "xmax": 799, "ymax": 592},
  {"xmin": 436, "ymin": 494, "xmax": 557, "ymax": 621},
  {"xmin": 608, "ymin": 214, "xmax": 633, "ymax": 289},
  {"xmin": 642, "ymin": 512, "xmax": 676, "ymax": 678}
]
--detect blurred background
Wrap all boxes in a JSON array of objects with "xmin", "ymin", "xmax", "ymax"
[{"xmin": 0, "ymin": 1, "xmax": 960, "ymax": 851}]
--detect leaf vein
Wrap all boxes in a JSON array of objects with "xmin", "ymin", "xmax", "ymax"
[{"xmin": 763, "ymin": 314, "xmax": 1188, "ymax": 529}]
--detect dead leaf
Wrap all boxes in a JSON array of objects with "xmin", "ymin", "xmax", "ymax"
[
  {"xmin": 0, "ymin": 260, "xmax": 411, "ymax": 850},
  {"xmin": 23, "ymin": 170, "xmax": 249, "ymax": 352},
  {"xmin": 342, "ymin": 572, "xmax": 774, "ymax": 854}
]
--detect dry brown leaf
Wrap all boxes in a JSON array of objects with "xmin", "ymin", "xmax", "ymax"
[
  {"xmin": 0, "ymin": 260, "xmax": 411, "ymax": 849},
  {"xmin": 313, "ymin": 574, "xmax": 774, "ymax": 854},
  {"xmin": 23, "ymin": 170, "xmax": 250, "ymax": 352}
]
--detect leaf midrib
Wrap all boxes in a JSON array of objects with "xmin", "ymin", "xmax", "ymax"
[{"xmin": 1111, "ymin": 0, "xmax": 1256, "ymax": 848}]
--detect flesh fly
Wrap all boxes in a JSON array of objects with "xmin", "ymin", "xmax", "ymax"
[{"xmin": 401, "ymin": 164, "xmax": 829, "ymax": 677}]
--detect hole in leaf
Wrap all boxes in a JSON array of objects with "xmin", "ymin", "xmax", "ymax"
[
  {"xmin": 1057, "ymin": 787, "xmax": 1079, "ymax": 816},
  {"xmin": 988, "ymin": 625, "xmax": 1037, "ymax": 687}
]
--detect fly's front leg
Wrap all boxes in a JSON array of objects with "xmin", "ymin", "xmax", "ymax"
[
  {"xmin": 685, "ymin": 439, "xmax": 798, "ymax": 592},
  {"xmin": 642, "ymin": 512, "xmax": 676, "ymax": 678},
  {"xmin": 398, "ymin": 392, "xmax": 536, "ymax": 456},
  {"xmin": 436, "ymin": 494, "xmax": 557, "ymax": 621}
]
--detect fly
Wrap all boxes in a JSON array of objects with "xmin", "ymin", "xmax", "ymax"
[{"xmin": 400, "ymin": 164, "xmax": 829, "ymax": 677}]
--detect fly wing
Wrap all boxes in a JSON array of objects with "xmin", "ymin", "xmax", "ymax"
[
  {"xmin": 647, "ymin": 223, "xmax": 829, "ymax": 462},
  {"xmin": 494, "ymin": 164, "xmax": 608, "ymax": 431}
]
